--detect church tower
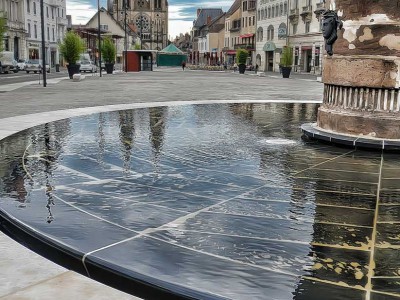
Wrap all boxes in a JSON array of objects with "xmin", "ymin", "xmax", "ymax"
[{"xmin": 110, "ymin": 0, "xmax": 168, "ymax": 50}]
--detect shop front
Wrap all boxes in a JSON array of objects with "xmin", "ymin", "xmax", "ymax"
[{"xmin": 263, "ymin": 41, "xmax": 276, "ymax": 72}]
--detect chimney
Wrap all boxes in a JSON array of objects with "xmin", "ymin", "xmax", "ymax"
[
  {"xmin": 197, "ymin": 8, "xmax": 201, "ymax": 16},
  {"xmin": 207, "ymin": 15, "xmax": 212, "ymax": 25}
]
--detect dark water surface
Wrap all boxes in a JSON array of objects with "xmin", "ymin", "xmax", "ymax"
[{"xmin": 0, "ymin": 103, "xmax": 399, "ymax": 300}]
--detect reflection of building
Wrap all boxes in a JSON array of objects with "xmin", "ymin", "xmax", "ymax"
[
  {"xmin": 0, "ymin": 0, "xmax": 26, "ymax": 60},
  {"xmin": 108, "ymin": 0, "xmax": 168, "ymax": 51},
  {"xmin": 288, "ymin": 0, "xmax": 324, "ymax": 74},
  {"xmin": 24, "ymin": 0, "xmax": 68, "ymax": 66},
  {"xmin": 256, "ymin": 0, "xmax": 288, "ymax": 72}
]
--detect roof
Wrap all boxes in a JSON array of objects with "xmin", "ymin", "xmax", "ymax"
[
  {"xmin": 193, "ymin": 8, "xmax": 224, "ymax": 28},
  {"xmin": 159, "ymin": 44, "xmax": 183, "ymax": 54},
  {"xmin": 226, "ymin": 0, "xmax": 241, "ymax": 17}
]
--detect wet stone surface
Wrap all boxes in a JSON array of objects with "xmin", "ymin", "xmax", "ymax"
[{"xmin": 0, "ymin": 103, "xmax": 399, "ymax": 299}]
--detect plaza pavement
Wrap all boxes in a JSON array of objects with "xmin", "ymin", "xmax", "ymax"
[{"xmin": 0, "ymin": 68, "xmax": 323, "ymax": 300}]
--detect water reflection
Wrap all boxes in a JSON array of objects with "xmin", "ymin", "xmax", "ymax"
[{"xmin": 0, "ymin": 103, "xmax": 398, "ymax": 299}]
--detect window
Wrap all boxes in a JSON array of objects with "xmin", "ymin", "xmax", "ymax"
[
  {"xmin": 28, "ymin": 23, "xmax": 31, "ymax": 37},
  {"xmin": 52, "ymin": 7, "xmax": 54, "ymax": 19},
  {"xmin": 278, "ymin": 23, "xmax": 287, "ymax": 39},
  {"xmin": 268, "ymin": 7, "xmax": 271, "ymax": 18},
  {"xmin": 27, "ymin": 0, "xmax": 30, "ymax": 13},
  {"xmin": 284, "ymin": 2, "xmax": 288, "ymax": 15},
  {"xmin": 62, "ymin": 9, "xmax": 63, "ymax": 17},
  {"xmin": 52, "ymin": 28, "xmax": 55, "ymax": 41},
  {"xmin": 305, "ymin": 21, "xmax": 310, "ymax": 33},
  {"xmin": 267, "ymin": 25, "xmax": 274, "ymax": 41},
  {"xmin": 315, "ymin": 47, "xmax": 320, "ymax": 67},
  {"xmin": 47, "ymin": 27, "xmax": 50, "ymax": 40},
  {"xmin": 272, "ymin": 6, "xmax": 274, "ymax": 18},
  {"xmin": 33, "ymin": 2, "xmax": 36, "ymax": 14},
  {"xmin": 46, "ymin": 6, "xmax": 48, "ymax": 18},
  {"xmin": 257, "ymin": 27, "xmax": 263, "ymax": 42},
  {"xmin": 34, "ymin": 24, "xmax": 37, "ymax": 38},
  {"xmin": 257, "ymin": 9, "xmax": 260, "ymax": 21},
  {"xmin": 293, "ymin": 24, "xmax": 297, "ymax": 34}
]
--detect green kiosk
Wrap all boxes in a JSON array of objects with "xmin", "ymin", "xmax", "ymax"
[{"xmin": 156, "ymin": 44, "xmax": 187, "ymax": 67}]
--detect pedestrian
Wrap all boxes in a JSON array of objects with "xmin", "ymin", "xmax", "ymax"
[
  {"xmin": 233, "ymin": 62, "xmax": 238, "ymax": 73},
  {"xmin": 182, "ymin": 61, "xmax": 186, "ymax": 71},
  {"xmin": 255, "ymin": 64, "xmax": 259, "ymax": 74},
  {"xmin": 223, "ymin": 62, "xmax": 228, "ymax": 71}
]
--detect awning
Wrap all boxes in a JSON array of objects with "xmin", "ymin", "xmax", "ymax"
[
  {"xmin": 240, "ymin": 33, "xmax": 254, "ymax": 38},
  {"xmin": 263, "ymin": 42, "xmax": 276, "ymax": 52},
  {"xmin": 226, "ymin": 50, "xmax": 237, "ymax": 55}
]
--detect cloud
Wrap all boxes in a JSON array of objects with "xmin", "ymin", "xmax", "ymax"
[{"xmin": 67, "ymin": 0, "xmax": 231, "ymax": 36}]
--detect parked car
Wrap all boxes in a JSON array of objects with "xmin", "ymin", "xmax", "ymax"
[
  {"xmin": 17, "ymin": 59, "xmax": 27, "ymax": 70},
  {"xmin": 80, "ymin": 60, "xmax": 97, "ymax": 73},
  {"xmin": 0, "ymin": 51, "xmax": 19, "ymax": 74},
  {"xmin": 25, "ymin": 59, "xmax": 50, "ymax": 73}
]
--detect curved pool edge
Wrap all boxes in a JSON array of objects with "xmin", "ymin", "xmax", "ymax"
[{"xmin": 0, "ymin": 206, "xmax": 228, "ymax": 300}]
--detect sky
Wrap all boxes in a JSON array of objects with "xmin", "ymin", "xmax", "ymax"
[{"xmin": 66, "ymin": 0, "xmax": 232, "ymax": 39}]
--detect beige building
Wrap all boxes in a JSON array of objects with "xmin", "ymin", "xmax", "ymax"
[
  {"xmin": 207, "ymin": 13, "xmax": 225, "ymax": 65},
  {"xmin": 0, "ymin": 0, "xmax": 26, "ymax": 60},
  {"xmin": 223, "ymin": 0, "xmax": 241, "ymax": 65},
  {"xmin": 108, "ymin": 0, "xmax": 168, "ymax": 50},
  {"xmin": 288, "ymin": 0, "xmax": 324, "ymax": 74},
  {"xmin": 239, "ymin": 0, "xmax": 256, "ymax": 64},
  {"xmin": 86, "ymin": 9, "xmax": 137, "ymax": 64}
]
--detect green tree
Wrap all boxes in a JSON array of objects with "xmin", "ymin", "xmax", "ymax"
[
  {"xmin": 0, "ymin": 11, "xmax": 7, "ymax": 55},
  {"xmin": 101, "ymin": 37, "xmax": 116, "ymax": 64},
  {"xmin": 280, "ymin": 46, "xmax": 293, "ymax": 67},
  {"xmin": 236, "ymin": 49, "xmax": 249, "ymax": 65},
  {"xmin": 59, "ymin": 31, "xmax": 85, "ymax": 64}
]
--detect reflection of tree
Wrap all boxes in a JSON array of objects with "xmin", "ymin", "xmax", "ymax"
[
  {"xmin": 97, "ymin": 113, "xmax": 106, "ymax": 165},
  {"xmin": 118, "ymin": 110, "xmax": 135, "ymax": 174},
  {"xmin": 149, "ymin": 107, "xmax": 167, "ymax": 174},
  {"xmin": 43, "ymin": 123, "xmax": 55, "ymax": 223}
]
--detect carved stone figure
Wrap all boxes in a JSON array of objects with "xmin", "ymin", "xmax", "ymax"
[{"xmin": 322, "ymin": 10, "xmax": 343, "ymax": 56}]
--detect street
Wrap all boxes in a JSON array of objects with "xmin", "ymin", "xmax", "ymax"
[{"xmin": 0, "ymin": 69, "xmax": 69, "ymax": 85}]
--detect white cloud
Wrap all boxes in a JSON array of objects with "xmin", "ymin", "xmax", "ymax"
[{"xmin": 169, "ymin": 20, "xmax": 192, "ymax": 39}]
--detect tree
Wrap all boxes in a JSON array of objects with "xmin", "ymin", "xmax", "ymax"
[
  {"xmin": 0, "ymin": 11, "xmax": 7, "ymax": 55},
  {"xmin": 59, "ymin": 31, "xmax": 85, "ymax": 64}
]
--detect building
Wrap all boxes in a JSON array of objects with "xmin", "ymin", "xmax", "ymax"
[
  {"xmin": 24, "ymin": 0, "xmax": 68, "ymax": 66},
  {"xmin": 0, "ymin": 0, "xmax": 26, "ymax": 60},
  {"xmin": 172, "ymin": 33, "xmax": 191, "ymax": 54},
  {"xmin": 239, "ymin": 0, "xmax": 256, "ymax": 65},
  {"xmin": 207, "ymin": 13, "xmax": 225, "ymax": 65},
  {"xmin": 108, "ymin": 0, "xmax": 168, "ymax": 51},
  {"xmin": 255, "ymin": 0, "xmax": 289, "ymax": 72},
  {"xmin": 288, "ymin": 0, "xmax": 324, "ymax": 74},
  {"xmin": 84, "ymin": 9, "xmax": 138, "ymax": 64},
  {"xmin": 191, "ymin": 8, "xmax": 224, "ymax": 65},
  {"xmin": 223, "ymin": 0, "xmax": 241, "ymax": 65}
]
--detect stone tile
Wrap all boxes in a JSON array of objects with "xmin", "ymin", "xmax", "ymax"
[
  {"xmin": 371, "ymin": 278, "xmax": 400, "ymax": 296},
  {"xmin": 380, "ymin": 191, "xmax": 400, "ymax": 204},
  {"xmin": 2, "ymin": 271, "xmax": 137, "ymax": 300},
  {"xmin": 376, "ymin": 223, "xmax": 400, "ymax": 247},
  {"xmin": 0, "ymin": 232, "xmax": 66, "ymax": 297},
  {"xmin": 374, "ymin": 248, "xmax": 400, "ymax": 277},
  {"xmin": 378, "ymin": 206, "xmax": 400, "ymax": 223}
]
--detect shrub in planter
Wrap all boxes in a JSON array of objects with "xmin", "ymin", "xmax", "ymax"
[
  {"xmin": 236, "ymin": 49, "xmax": 248, "ymax": 74},
  {"xmin": 59, "ymin": 31, "xmax": 85, "ymax": 79},
  {"xmin": 280, "ymin": 46, "xmax": 293, "ymax": 78},
  {"xmin": 101, "ymin": 37, "xmax": 116, "ymax": 74}
]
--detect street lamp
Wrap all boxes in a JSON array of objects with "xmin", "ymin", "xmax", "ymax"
[
  {"xmin": 40, "ymin": 0, "xmax": 46, "ymax": 87},
  {"xmin": 98, "ymin": 0, "xmax": 102, "ymax": 77},
  {"xmin": 124, "ymin": 1, "xmax": 128, "ymax": 72}
]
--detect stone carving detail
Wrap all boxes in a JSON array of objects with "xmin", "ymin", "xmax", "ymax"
[{"xmin": 322, "ymin": 10, "xmax": 343, "ymax": 56}]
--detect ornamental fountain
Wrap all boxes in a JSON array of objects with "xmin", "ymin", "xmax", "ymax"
[{"xmin": 302, "ymin": 0, "xmax": 400, "ymax": 149}]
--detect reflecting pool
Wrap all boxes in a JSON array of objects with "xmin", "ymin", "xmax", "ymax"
[{"xmin": 0, "ymin": 103, "xmax": 399, "ymax": 300}]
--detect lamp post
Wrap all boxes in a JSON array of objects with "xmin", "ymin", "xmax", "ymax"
[
  {"xmin": 40, "ymin": 0, "xmax": 46, "ymax": 87},
  {"xmin": 97, "ymin": 0, "xmax": 102, "ymax": 77},
  {"xmin": 124, "ymin": 1, "xmax": 128, "ymax": 72}
]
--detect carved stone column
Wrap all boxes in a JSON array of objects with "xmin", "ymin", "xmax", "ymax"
[{"xmin": 304, "ymin": 0, "xmax": 400, "ymax": 145}]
